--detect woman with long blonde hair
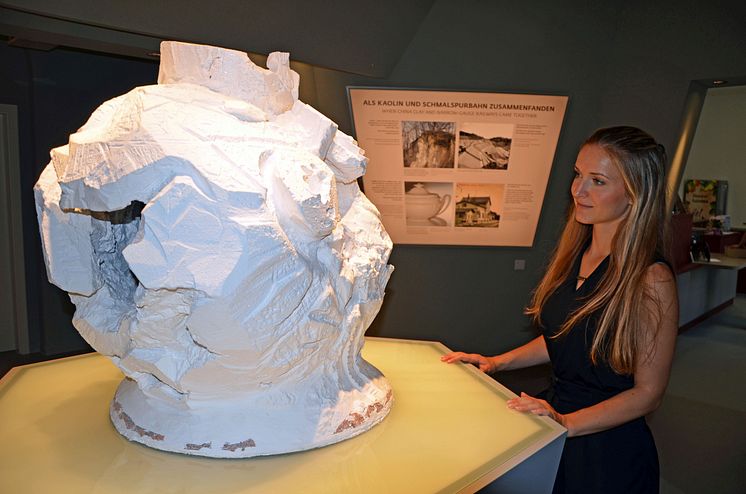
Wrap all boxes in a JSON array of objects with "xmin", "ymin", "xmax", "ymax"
[{"xmin": 443, "ymin": 126, "xmax": 678, "ymax": 493}]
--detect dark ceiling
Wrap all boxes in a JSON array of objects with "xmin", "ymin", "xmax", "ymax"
[{"xmin": 0, "ymin": 0, "xmax": 435, "ymax": 77}]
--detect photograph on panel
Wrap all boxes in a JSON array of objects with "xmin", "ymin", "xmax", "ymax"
[
  {"xmin": 455, "ymin": 183, "xmax": 504, "ymax": 228},
  {"xmin": 404, "ymin": 182, "xmax": 453, "ymax": 227},
  {"xmin": 457, "ymin": 122, "xmax": 513, "ymax": 170},
  {"xmin": 401, "ymin": 120, "xmax": 456, "ymax": 168}
]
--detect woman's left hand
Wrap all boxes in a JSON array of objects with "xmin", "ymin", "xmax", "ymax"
[{"xmin": 507, "ymin": 392, "xmax": 567, "ymax": 429}]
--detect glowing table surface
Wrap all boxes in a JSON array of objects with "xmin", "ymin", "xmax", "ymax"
[{"xmin": 0, "ymin": 337, "xmax": 565, "ymax": 493}]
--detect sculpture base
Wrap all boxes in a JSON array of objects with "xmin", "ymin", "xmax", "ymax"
[{"xmin": 110, "ymin": 376, "xmax": 393, "ymax": 458}]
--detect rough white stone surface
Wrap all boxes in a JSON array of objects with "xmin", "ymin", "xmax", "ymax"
[{"xmin": 34, "ymin": 41, "xmax": 393, "ymax": 458}]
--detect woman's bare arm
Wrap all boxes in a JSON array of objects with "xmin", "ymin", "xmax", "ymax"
[{"xmin": 441, "ymin": 335, "xmax": 550, "ymax": 373}]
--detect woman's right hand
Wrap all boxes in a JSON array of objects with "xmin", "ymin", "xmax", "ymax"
[{"xmin": 440, "ymin": 352, "xmax": 497, "ymax": 374}]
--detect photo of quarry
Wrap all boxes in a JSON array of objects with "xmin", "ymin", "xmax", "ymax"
[
  {"xmin": 455, "ymin": 183, "xmax": 504, "ymax": 228},
  {"xmin": 401, "ymin": 121, "xmax": 456, "ymax": 168},
  {"xmin": 458, "ymin": 123, "xmax": 513, "ymax": 170}
]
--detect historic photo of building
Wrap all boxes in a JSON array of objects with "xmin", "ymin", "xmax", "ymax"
[
  {"xmin": 457, "ymin": 123, "xmax": 513, "ymax": 170},
  {"xmin": 401, "ymin": 120, "xmax": 456, "ymax": 168},
  {"xmin": 455, "ymin": 183, "xmax": 504, "ymax": 228}
]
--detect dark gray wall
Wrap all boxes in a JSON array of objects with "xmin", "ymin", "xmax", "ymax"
[
  {"xmin": 3, "ymin": 0, "xmax": 746, "ymax": 356},
  {"xmin": 599, "ymin": 0, "xmax": 746, "ymax": 148},
  {"xmin": 358, "ymin": 1, "xmax": 618, "ymax": 353}
]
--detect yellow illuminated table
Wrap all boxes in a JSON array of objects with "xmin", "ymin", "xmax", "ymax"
[{"xmin": 0, "ymin": 337, "xmax": 565, "ymax": 493}]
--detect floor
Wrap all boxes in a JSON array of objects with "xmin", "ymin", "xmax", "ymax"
[
  {"xmin": 652, "ymin": 294, "xmax": 746, "ymax": 494},
  {"xmin": 2, "ymin": 297, "xmax": 745, "ymax": 493}
]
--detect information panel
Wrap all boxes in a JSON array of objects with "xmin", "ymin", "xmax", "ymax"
[{"xmin": 348, "ymin": 87, "xmax": 568, "ymax": 246}]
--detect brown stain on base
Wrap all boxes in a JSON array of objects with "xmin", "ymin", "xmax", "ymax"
[
  {"xmin": 185, "ymin": 442, "xmax": 212, "ymax": 451},
  {"xmin": 112, "ymin": 400, "xmax": 165, "ymax": 441},
  {"xmin": 335, "ymin": 412, "xmax": 365, "ymax": 433},
  {"xmin": 334, "ymin": 390, "xmax": 393, "ymax": 434},
  {"xmin": 222, "ymin": 438, "xmax": 256, "ymax": 452}
]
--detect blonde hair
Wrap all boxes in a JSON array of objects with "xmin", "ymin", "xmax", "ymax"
[{"xmin": 525, "ymin": 126, "xmax": 670, "ymax": 374}]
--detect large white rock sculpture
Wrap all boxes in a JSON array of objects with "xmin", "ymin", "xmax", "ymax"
[{"xmin": 34, "ymin": 41, "xmax": 394, "ymax": 458}]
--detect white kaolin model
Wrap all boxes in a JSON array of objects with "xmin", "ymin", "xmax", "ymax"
[{"xmin": 34, "ymin": 41, "xmax": 394, "ymax": 458}]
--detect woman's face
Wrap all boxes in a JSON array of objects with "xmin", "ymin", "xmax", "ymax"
[{"xmin": 571, "ymin": 144, "xmax": 631, "ymax": 229}]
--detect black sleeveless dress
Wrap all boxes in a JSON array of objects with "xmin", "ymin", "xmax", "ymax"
[{"xmin": 540, "ymin": 252, "xmax": 659, "ymax": 494}]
